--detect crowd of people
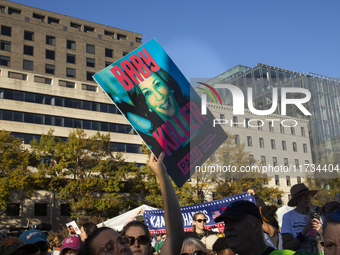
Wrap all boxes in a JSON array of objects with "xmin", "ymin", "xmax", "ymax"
[{"xmin": 1, "ymin": 153, "xmax": 340, "ymax": 255}]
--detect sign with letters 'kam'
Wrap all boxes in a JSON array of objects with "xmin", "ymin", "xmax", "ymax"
[{"xmin": 93, "ymin": 39, "xmax": 227, "ymax": 187}]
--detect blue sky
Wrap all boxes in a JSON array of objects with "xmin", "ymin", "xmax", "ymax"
[{"xmin": 11, "ymin": 0, "xmax": 340, "ymax": 81}]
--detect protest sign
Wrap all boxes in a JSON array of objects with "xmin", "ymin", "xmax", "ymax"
[
  {"xmin": 93, "ymin": 39, "xmax": 227, "ymax": 187},
  {"xmin": 144, "ymin": 192, "xmax": 255, "ymax": 234}
]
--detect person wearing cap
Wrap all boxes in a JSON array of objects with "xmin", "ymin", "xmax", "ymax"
[
  {"xmin": 281, "ymin": 183, "xmax": 323, "ymax": 255},
  {"xmin": 0, "ymin": 236, "xmax": 39, "ymax": 255},
  {"xmin": 214, "ymin": 200, "xmax": 295, "ymax": 255},
  {"xmin": 60, "ymin": 236, "xmax": 81, "ymax": 255},
  {"xmin": 19, "ymin": 229, "xmax": 50, "ymax": 255}
]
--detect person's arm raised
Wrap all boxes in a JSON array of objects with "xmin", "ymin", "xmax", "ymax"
[{"xmin": 148, "ymin": 152, "xmax": 185, "ymax": 255}]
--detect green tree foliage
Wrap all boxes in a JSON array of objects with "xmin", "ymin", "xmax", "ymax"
[
  {"xmin": 126, "ymin": 143, "xmax": 199, "ymax": 208},
  {"xmin": 211, "ymin": 132, "xmax": 284, "ymax": 204},
  {"xmin": 0, "ymin": 130, "xmax": 34, "ymax": 216},
  {"xmin": 30, "ymin": 129, "xmax": 139, "ymax": 218}
]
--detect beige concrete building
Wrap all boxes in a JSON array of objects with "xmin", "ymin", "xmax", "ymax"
[
  {"xmin": 205, "ymin": 103, "xmax": 313, "ymax": 205},
  {"xmin": 0, "ymin": 0, "xmax": 146, "ymax": 231}
]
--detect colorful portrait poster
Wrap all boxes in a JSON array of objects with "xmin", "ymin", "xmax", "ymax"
[{"xmin": 93, "ymin": 39, "xmax": 227, "ymax": 187}]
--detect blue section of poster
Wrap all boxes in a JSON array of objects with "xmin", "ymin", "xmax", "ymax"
[
  {"xmin": 93, "ymin": 38, "xmax": 227, "ymax": 187},
  {"xmin": 144, "ymin": 192, "xmax": 255, "ymax": 234}
]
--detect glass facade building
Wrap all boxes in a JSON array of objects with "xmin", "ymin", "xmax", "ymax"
[{"xmin": 196, "ymin": 63, "xmax": 340, "ymax": 163}]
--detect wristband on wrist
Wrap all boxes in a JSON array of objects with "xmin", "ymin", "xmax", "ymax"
[{"xmin": 297, "ymin": 233, "xmax": 306, "ymax": 242}]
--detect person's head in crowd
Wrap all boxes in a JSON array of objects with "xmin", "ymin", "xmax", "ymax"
[
  {"xmin": 50, "ymin": 234, "xmax": 63, "ymax": 250},
  {"xmin": 259, "ymin": 204, "xmax": 279, "ymax": 230},
  {"xmin": 181, "ymin": 238, "xmax": 208, "ymax": 255},
  {"xmin": 214, "ymin": 200, "xmax": 264, "ymax": 255},
  {"xmin": 60, "ymin": 236, "xmax": 81, "ymax": 255},
  {"xmin": 192, "ymin": 213, "xmax": 207, "ymax": 233},
  {"xmin": 212, "ymin": 237, "xmax": 234, "ymax": 255},
  {"xmin": 19, "ymin": 229, "xmax": 49, "ymax": 255},
  {"xmin": 0, "ymin": 236, "xmax": 39, "ymax": 255},
  {"xmin": 76, "ymin": 227, "xmax": 132, "ymax": 255},
  {"xmin": 156, "ymin": 234, "xmax": 162, "ymax": 243},
  {"xmin": 288, "ymin": 183, "xmax": 317, "ymax": 211},
  {"xmin": 323, "ymin": 210, "xmax": 340, "ymax": 255},
  {"xmin": 80, "ymin": 222, "xmax": 98, "ymax": 242},
  {"xmin": 122, "ymin": 221, "xmax": 151, "ymax": 255}
]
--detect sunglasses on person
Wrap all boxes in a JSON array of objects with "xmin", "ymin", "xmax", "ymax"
[
  {"xmin": 181, "ymin": 250, "xmax": 207, "ymax": 255},
  {"xmin": 126, "ymin": 235, "xmax": 150, "ymax": 246},
  {"xmin": 195, "ymin": 219, "xmax": 207, "ymax": 223},
  {"xmin": 97, "ymin": 236, "xmax": 130, "ymax": 255}
]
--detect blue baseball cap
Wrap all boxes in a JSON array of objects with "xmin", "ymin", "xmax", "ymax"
[{"xmin": 19, "ymin": 229, "xmax": 49, "ymax": 244}]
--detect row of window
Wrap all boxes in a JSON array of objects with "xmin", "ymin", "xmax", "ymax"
[
  {"xmin": 0, "ymin": 109, "xmax": 137, "ymax": 135},
  {"xmin": 6, "ymin": 203, "xmax": 71, "ymax": 217},
  {"xmin": 226, "ymin": 115, "xmax": 306, "ymax": 136},
  {"xmin": 235, "ymin": 135, "xmax": 308, "ymax": 153},
  {"xmin": 0, "ymin": 88, "xmax": 117, "ymax": 113},
  {"xmin": 258, "ymin": 156, "xmax": 309, "ymax": 170},
  {"xmin": 11, "ymin": 132, "xmax": 142, "ymax": 154},
  {"xmin": 0, "ymin": 8, "xmax": 141, "ymax": 42},
  {"xmin": 275, "ymin": 175, "xmax": 302, "ymax": 187},
  {"xmin": 0, "ymin": 26, "xmax": 130, "ymax": 56}
]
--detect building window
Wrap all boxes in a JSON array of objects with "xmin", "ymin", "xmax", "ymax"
[
  {"xmin": 70, "ymin": 22, "xmax": 81, "ymax": 31},
  {"xmin": 86, "ymin": 44, "xmax": 95, "ymax": 54},
  {"xmin": 33, "ymin": 13, "xmax": 45, "ymax": 22},
  {"xmin": 34, "ymin": 203, "xmax": 47, "ymax": 216},
  {"xmin": 45, "ymin": 49, "xmax": 55, "ymax": 60},
  {"xmin": 259, "ymin": 138, "xmax": 264, "ymax": 148},
  {"xmin": 284, "ymin": 158, "xmax": 288, "ymax": 167},
  {"xmin": 293, "ymin": 142, "xmax": 297, "ymax": 152},
  {"xmin": 295, "ymin": 159, "xmax": 300, "ymax": 169},
  {"xmin": 87, "ymin": 71, "xmax": 95, "ymax": 81},
  {"xmin": 220, "ymin": 114, "xmax": 225, "ymax": 120},
  {"xmin": 305, "ymin": 160, "xmax": 309, "ymax": 165},
  {"xmin": 286, "ymin": 176, "xmax": 291, "ymax": 186},
  {"xmin": 271, "ymin": 139, "xmax": 276, "ymax": 149},
  {"xmin": 47, "ymin": 17, "xmax": 59, "ymax": 24},
  {"xmin": 269, "ymin": 122, "xmax": 274, "ymax": 132},
  {"xmin": 301, "ymin": 127, "xmax": 305, "ymax": 136},
  {"xmin": 277, "ymin": 195, "xmax": 282, "ymax": 205},
  {"xmin": 303, "ymin": 143, "xmax": 308, "ymax": 153},
  {"xmin": 297, "ymin": 176, "xmax": 301, "ymax": 184},
  {"xmin": 104, "ymin": 30, "xmax": 114, "ymax": 38},
  {"xmin": 233, "ymin": 116, "xmax": 238, "ymax": 127},
  {"xmin": 82, "ymin": 84, "xmax": 97, "ymax": 92},
  {"xmin": 23, "ymin": 60, "xmax": 33, "ymax": 70},
  {"xmin": 249, "ymin": 155, "xmax": 254, "ymax": 165},
  {"xmin": 6, "ymin": 203, "xmax": 20, "ymax": 216},
  {"xmin": 261, "ymin": 156, "xmax": 266, "ymax": 165},
  {"xmin": 67, "ymin": 54, "xmax": 75, "ymax": 64},
  {"xmin": 280, "ymin": 124, "xmax": 285, "ymax": 133},
  {"xmin": 84, "ymin": 25, "xmax": 94, "ymax": 32},
  {"xmin": 273, "ymin": 157, "xmax": 278, "ymax": 167},
  {"xmin": 275, "ymin": 175, "xmax": 279, "ymax": 185},
  {"xmin": 282, "ymin": 141, "xmax": 287, "ymax": 151},
  {"xmin": 288, "ymin": 194, "xmax": 292, "ymax": 201},
  {"xmin": 258, "ymin": 120, "xmax": 263, "ymax": 130},
  {"xmin": 245, "ymin": 118, "xmax": 249, "ymax": 128},
  {"xmin": 117, "ymin": 34, "xmax": 127, "ymax": 40},
  {"xmin": 136, "ymin": 38, "xmax": 142, "ymax": 43},
  {"xmin": 66, "ymin": 68, "xmax": 75, "ymax": 78},
  {"xmin": 67, "ymin": 40, "xmax": 76, "ymax": 50},
  {"xmin": 105, "ymin": 61, "xmax": 112, "ymax": 67},
  {"xmin": 105, "ymin": 48, "xmax": 113, "ymax": 58},
  {"xmin": 291, "ymin": 127, "xmax": 295, "ymax": 135},
  {"xmin": 45, "ymin": 64, "xmax": 55, "ymax": 74},
  {"xmin": 1, "ymin": 25, "xmax": 11, "ymax": 36},
  {"xmin": 235, "ymin": 135, "xmax": 240, "ymax": 145},
  {"xmin": 59, "ymin": 80, "xmax": 75, "ymax": 88},
  {"xmin": 0, "ymin": 55, "xmax": 10, "ymax": 66},
  {"xmin": 60, "ymin": 204, "xmax": 71, "ymax": 216},
  {"xmin": 23, "ymin": 45, "xmax": 33, "ymax": 55},
  {"xmin": 123, "ymin": 52, "xmax": 128, "ymax": 56},
  {"xmin": 8, "ymin": 7, "xmax": 21, "ymax": 15},
  {"xmin": 24, "ymin": 30, "xmax": 34, "ymax": 41},
  {"xmin": 86, "ymin": 58, "xmax": 95, "ymax": 68},
  {"xmin": 247, "ymin": 136, "xmax": 252, "ymax": 147},
  {"xmin": 46, "ymin": 35, "xmax": 55, "ymax": 46},
  {"xmin": 0, "ymin": 40, "xmax": 11, "ymax": 51}
]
